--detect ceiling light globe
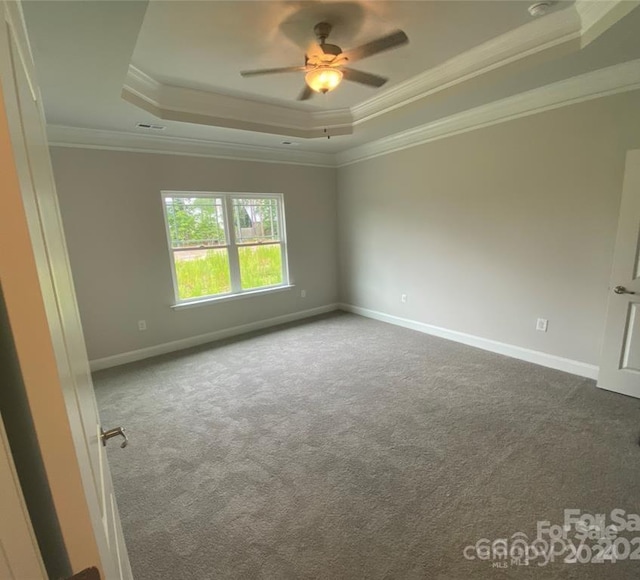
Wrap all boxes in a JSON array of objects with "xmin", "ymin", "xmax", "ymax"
[{"xmin": 305, "ymin": 67, "xmax": 343, "ymax": 94}]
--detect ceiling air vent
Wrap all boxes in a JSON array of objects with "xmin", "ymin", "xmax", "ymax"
[{"xmin": 136, "ymin": 122, "xmax": 166, "ymax": 130}]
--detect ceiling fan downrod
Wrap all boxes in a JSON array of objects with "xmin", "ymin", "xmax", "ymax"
[{"xmin": 313, "ymin": 22, "xmax": 332, "ymax": 45}]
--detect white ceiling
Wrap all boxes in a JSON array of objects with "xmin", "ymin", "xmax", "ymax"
[
  {"xmin": 21, "ymin": 1, "xmax": 640, "ymax": 158},
  {"xmin": 131, "ymin": 1, "xmax": 542, "ymax": 109}
]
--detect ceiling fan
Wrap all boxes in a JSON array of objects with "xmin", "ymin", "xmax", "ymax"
[{"xmin": 240, "ymin": 22, "xmax": 409, "ymax": 101}]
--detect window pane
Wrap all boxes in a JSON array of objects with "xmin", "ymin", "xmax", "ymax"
[
  {"xmin": 164, "ymin": 196, "xmax": 226, "ymax": 248},
  {"xmin": 174, "ymin": 248, "xmax": 231, "ymax": 299},
  {"xmin": 232, "ymin": 198, "xmax": 280, "ymax": 244},
  {"xmin": 239, "ymin": 244, "xmax": 283, "ymax": 290}
]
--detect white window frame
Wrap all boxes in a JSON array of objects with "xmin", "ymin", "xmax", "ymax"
[{"xmin": 161, "ymin": 191, "xmax": 290, "ymax": 305}]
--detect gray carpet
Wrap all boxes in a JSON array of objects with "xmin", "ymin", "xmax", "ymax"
[{"xmin": 94, "ymin": 312, "xmax": 640, "ymax": 579}]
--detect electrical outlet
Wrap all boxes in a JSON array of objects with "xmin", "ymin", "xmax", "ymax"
[
  {"xmin": 301, "ymin": 289, "xmax": 307, "ymax": 298},
  {"xmin": 536, "ymin": 318, "xmax": 548, "ymax": 332},
  {"xmin": 138, "ymin": 320, "xmax": 147, "ymax": 331},
  {"xmin": 401, "ymin": 294, "xmax": 408, "ymax": 304}
]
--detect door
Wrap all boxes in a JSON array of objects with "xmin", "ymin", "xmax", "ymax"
[
  {"xmin": 0, "ymin": 412, "xmax": 47, "ymax": 580},
  {"xmin": 0, "ymin": 2, "xmax": 131, "ymax": 578},
  {"xmin": 598, "ymin": 150, "xmax": 640, "ymax": 398}
]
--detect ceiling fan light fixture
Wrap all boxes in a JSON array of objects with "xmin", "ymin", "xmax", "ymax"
[{"xmin": 305, "ymin": 67, "xmax": 343, "ymax": 94}]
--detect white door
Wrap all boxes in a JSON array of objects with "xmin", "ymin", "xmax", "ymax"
[
  {"xmin": 0, "ymin": 413, "xmax": 47, "ymax": 580},
  {"xmin": 0, "ymin": 2, "xmax": 131, "ymax": 578},
  {"xmin": 598, "ymin": 149, "xmax": 640, "ymax": 398}
]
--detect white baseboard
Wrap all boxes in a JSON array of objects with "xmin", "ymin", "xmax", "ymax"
[
  {"xmin": 339, "ymin": 303, "xmax": 599, "ymax": 380},
  {"xmin": 89, "ymin": 303, "xmax": 339, "ymax": 371},
  {"xmin": 90, "ymin": 301, "xmax": 599, "ymax": 379}
]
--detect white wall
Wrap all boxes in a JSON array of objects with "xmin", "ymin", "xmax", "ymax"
[
  {"xmin": 50, "ymin": 148, "xmax": 338, "ymax": 361},
  {"xmin": 337, "ymin": 91, "xmax": 640, "ymax": 366}
]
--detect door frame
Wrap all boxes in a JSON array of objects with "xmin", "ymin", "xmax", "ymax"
[{"xmin": 0, "ymin": 1, "xmax": 124, "ymax": 576}]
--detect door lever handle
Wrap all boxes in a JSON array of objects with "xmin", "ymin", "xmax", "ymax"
[
  {"xmin": 101, "ymin": 427, "xmax": 128, "ymax": 448},
  {"xmin": 614, "ymin": 286, "xmax": 636, "ymax": 295}
]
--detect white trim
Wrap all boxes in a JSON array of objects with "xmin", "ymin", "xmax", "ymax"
[
  {"xmin": 89, "ymin": 303, "xmax": 339, "ymax": 371},
  {"xmin": 339, "ymin": 303, "xmax": 599, "ymax": 380},
  {"xmin": 3, "ymin": 0, "xmax": 38, "ymax": 101},
  {"xmin": 123, "ymin": 65, "xmax": 353, "ymax": 139},
  {"xmin": 351, "ymin": 1, "xmax": 637, "ymax": 124},
  {"xmin": 47, "ymin": 125, "xmax": 337, "ymax": 167},
  {"xmin": 575, "ymin": 0, "xmax": 640, "ymax": 47},
  {"xmin": 351, "ymin": 4, "xmax": 580, "ymax": 125},
  {"xmin": 337, "ymin": 59, "xmax": 640, "ymax": 167},
  {"xmin": 49, "ymin": 60, "xmax": 640, "ymax": 169},
  {"xmin": 171, "ymin": 284, "xmax": 295, "ymax": 310}
]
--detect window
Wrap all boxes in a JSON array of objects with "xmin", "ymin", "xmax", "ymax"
[{"xmin": 162, "ymin": 192, "xmax": 288, "ymax": 303}]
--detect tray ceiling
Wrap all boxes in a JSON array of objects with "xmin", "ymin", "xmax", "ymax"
[
  {"xmin": 21, "ymin": 0, "xmax": 640, "ymax": 161},
  {"xmin": 131, "ymin": 0, "xmax": 542, "ymax": 109}
]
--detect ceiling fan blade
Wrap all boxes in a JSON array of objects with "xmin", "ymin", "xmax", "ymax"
[
  {"xmin": 343, "ymin": 29, "xmax": 409, "ymax": 63},
  {"xmin": 298, "ymin": 85, "xmax": 314, "ymax": 101},
  {"xmin": 240, "ymin": 66, "xmax": 306, "ymax": 77},
  {"xmin": 342, "ymin": 68, "xmax": 388, "ymax": 88}
]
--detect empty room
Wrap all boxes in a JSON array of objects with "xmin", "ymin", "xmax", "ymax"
[{"xmin": 1, "ymin": 0, "xmax": 640, "ymax": 579}]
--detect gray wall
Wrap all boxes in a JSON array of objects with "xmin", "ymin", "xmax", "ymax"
[
  {"xmin": 51, "ymin": 149, "xmax": 338, "ymax": 361},
  {"xmin": 337, "ymin": 91, "xmax": 640, "ymax": 366},
  {"xmin": 52, "ymin": 91, "xmax": 639, "ymax": 367}
]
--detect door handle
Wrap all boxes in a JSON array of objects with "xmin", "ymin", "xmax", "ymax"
[
  {"xmin": 101, "ymin": 427, "xmax": 128, "ymax": 448},
  {"xmin": 614, "ymin": 286, "xmax": 636, "ymax": 295}
]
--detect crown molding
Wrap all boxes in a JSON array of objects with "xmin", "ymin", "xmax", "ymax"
[
  {"xmin": 350, "ymin": 1, "xmax": 638, "ymax": 125},
  {"xmin": 122, "ymin": 2, "xmax": 633, "ymax": 140},
  {"xmin": 46, "ymin": 125, "xmax": 338, "ymax": 167},
  {"xmin": 576, "ymin": 0, "xmax": 640, "ymax": 47},
  {"xmin": 48, "ymin": 59, "xmax": 640, "ymax": 169},
  {"xmin": 350, "ymin": 4, "xmax": 582, "ymax": 125},
  {"xmin": 123, "ymin": 7, "xmax": 582, "ymax": 137},
  {"xmin": 123, "ymin": 65, "xmax": 353, "ymax": 139},
  {"xmin": 337, "ymin": 59, "xmax": 640, "ymax": 167}
]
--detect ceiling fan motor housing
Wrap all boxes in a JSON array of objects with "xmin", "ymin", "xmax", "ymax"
[
  {"xmin": 312, "ymin": 22, "xmax": 343, "ymax": 60},
  {"xmin": 319, "ymin": 44, "xmax": 342, "ymax": 56},
  {"xmin": 313, "ymin": 22, "xmax": 333, "ymax": 43}
]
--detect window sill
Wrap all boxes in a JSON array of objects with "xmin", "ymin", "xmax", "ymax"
[{"xmin": 171, "ymin": 284, "xmax": 295, "ymax": 310}]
